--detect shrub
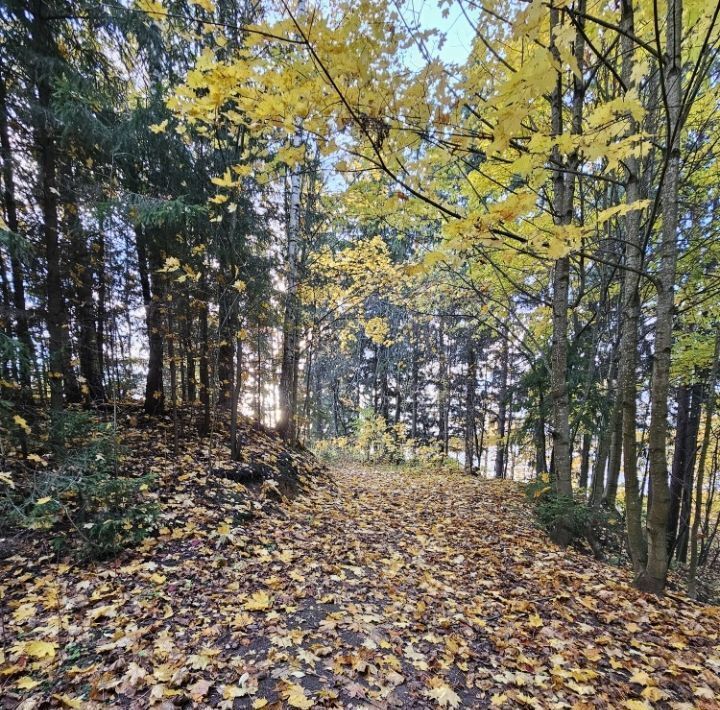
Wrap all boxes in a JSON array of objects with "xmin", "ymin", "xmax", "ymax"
[
  {"xmin": 526, "ymin": 473, "xmax": 619, "ymax": 558},
  {"xmin": 0, "ymin": 411, "xmax": 157, "ymax": 560},
  {"xmin": 313, "ymin": 410, "xmax": 456, "ymax": 469}
]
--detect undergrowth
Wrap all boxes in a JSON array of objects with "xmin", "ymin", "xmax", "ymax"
[
  {"xmin": 0, "ymin": 410, "xmax": 157, "ymax": 560},
  {"xmin": 526, "ymin": 473, "xmax": 623, "ymax": 559}
]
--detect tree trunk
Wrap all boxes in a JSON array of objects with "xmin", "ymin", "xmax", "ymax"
[
  {"xmin": 617, "ymin": 0, "xmax": 647, "ymax": 572},
  {"xmin": 689, "ymin": 332, "xmax": 720, "ymax": 597},
  {"xmin": 411, "ymin": 324, "xmax": 419, "ymax": 439},
  {"xmin": 464, "ymin": 339, "xmax": 476, "ymax": 474},
  {"xmin": 278, "ymin": 99, "xmax": 305, "ymax": 441},
  {"xmin": 66, "ymin": 183, "xmax": 105, "ymax": 404},
  {"xmin": 638, "ymin": 0, "xmax": 682, "ymax": 593},
  {"xmin": 135, "ymin": 226, "xmax": 164, "ymax": 415},
  {"xmin": 167, "ymin": 311, "xmax": 179, "ymax": 457},
  {"xmin": 218, "ymin": 284, "xmax": 236, "ymax": 407},
  {"xmin": 198, "ymin": 297, "xmax": 211, "ymax": 436},
  {"xmin": 438, "ymin": 317, "xmax": 449, "ymax": 453},
  {"xmin": 0, "ymin": 69, "xmax": 34, "ymax": 398},
  {"xmin": 31, "ymin": 0, "xmax": 67, "ymax": 421},
  {"xmin": 231, "ymin": 334, "xmax": 244, "ymax": 459},
  {"xmin": 578, "ymin": 433, "xmax": 591, "ymax": 490},
  {"xmin": 674, "ymin": 382, "xmax": 702, "ymax": 561},
  {"xmin": 183, "ymin": 292, "xmax": 196, "ymax": 403},
  {"xmin": 535, "ymin": 387, "xmax": 548, "ymax": 475},
  {"xmin": 494, "ymin": 332, "xmax": 508, "ymax": 479},
  {"xmin": 550, "ymin": 256, "xmax": 572, "ymax": 496},
  {"xmin": 591, "ymin": 407, "xmax": 611, "ymax": 507},
  {"xmin": 668, "ymin": 384, "xmax": 691, "ymax": 551},
  {"xmin": 548, "ymin": 0, "xmax": 585, "ymax": 497},
  {"xmin": 96, "ymin": 228, "xmax": 106, "ymax": 384},
  {"xmin": 604, "ymin": 383, "xmax": 623, "ymax": 506}
]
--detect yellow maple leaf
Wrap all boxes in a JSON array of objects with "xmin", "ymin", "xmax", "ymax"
[
  {"xmin": 135, "ymin": 0, "xmax": 167, "ymax": 20},
  {"xmin": 188, "ymin": 653, "xmax": 212, "ymax": 670},
  {"xmin": 244, "ymin": 590, "xmax": 272, "ymax": 611},
  {"xmin": 527, "ymin": 613, "xmax": 543, "ymax": 628},
  {"xmin": 149, "ymin": 119, "xmax": 168, "ymax": 134},
  {"xmin": 16, "ymin": 676, "xmax": 40, "ymax": 690},
  {"xmin": 157, "ymin": 256, "xmax": 181, "ymax": 273},
  {"xmin": 13, "ymin": 414, "xmax": 31, "ymax": 434},
  {"xmin": 285, "ymin": 683, "xmax": 313, "ymax": 709},
  {"xmin": 426, "ymin": 683, "xmax": 461, "ymax": 708},
  {"xmin": 629, "ymin": 670, "xmax": 652, "ymax": 686},
  {"xmin": 223, "ymin": 684, "xmax": 244, "ymax": 700},
  {"xmin": 211, "ymin": 169, "xmax": 239, "ymax": 188},
  {"xmin": 641, "ymin": 686, "xmax": 665, "ymax": 701},
  {"xmin": 22, "ymin": 640, "xmax": 56, "ymax": 659}
]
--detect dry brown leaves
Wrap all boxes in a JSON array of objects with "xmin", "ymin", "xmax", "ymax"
[{"xmin": 2, "ymin": 445, "xmax": 720, "ymax": 708}]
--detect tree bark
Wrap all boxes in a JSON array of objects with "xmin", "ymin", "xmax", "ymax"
[
  {"xmin": 464, "ymin": 339, "xmax": 476, "ymax": 474},
  {"xmin": 31, "ymin": 0, "xmax": 68, "ymax": 421},
  {"xmin": 198, "ymin": 297, "xmax": 211, "ymax": 436},
  {"xmin": 65, "ymin": 180, "xmax": 105, "ymax": 404},
  {"xmin": 614, "ymin": 0, "xmax": 648, "ymax": 570},
  {"xmin": 673, "ymin": 382, "xmax": 702, "ymax": 561},
  {"xmin": 411, "ymin": 324, "xmax": 419, "ymax": 439},
  {"xmin": 578, "ymin": 433, "xmax": 591, "ymax": 490},
  {"xmin": 689, "ymin": 332, "xmax": 720, "ymax": 597},
  {"xmin": 0, "ymin": 69, "xmax": 34, "ymax": 398},
  {"xmin": 218, "ymin": 283, "xmax": 236, "ymax": 407},
  {"xmin": 438, "ymin": 317, "xmax": 449, "ymax": 453},
  {"xmin": 535, "ymin": 387, "xmax": 548, "ymax": 475},
  {"xmin": 278, "ymin": 97, "xmax": 305, "ymax": 441},
  {"xmin": 638, "ymin": 0, "xmax": 682, "ymax": 593},
  {"xmin": 604, "ymin": 380, "xmax": 623, "ymax": 507},
  {"xmin": 494, "ymin": 332, "xmax": 508, "ymax": 479},
  {"xmin": 548, "ymin": 0, "xmax": 585, "ymax": 497},
  {"xmin": 135, "ymin": 226, "xmax": 164, "ymax": 415}
]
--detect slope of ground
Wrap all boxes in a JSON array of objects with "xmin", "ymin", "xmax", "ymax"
[{"xmin": 2, "ymin": 464, "xmax": 720, "ymax": 708}]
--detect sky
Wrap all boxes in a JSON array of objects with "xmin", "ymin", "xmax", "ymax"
[{"xmin": 410, "ymin": 0, "xmax": 476, "ymax": 66}]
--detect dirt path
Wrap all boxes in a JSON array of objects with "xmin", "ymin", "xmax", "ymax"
[{"xmin": 4, "ymin": 466, "xmax": 720, "ymax": 708}]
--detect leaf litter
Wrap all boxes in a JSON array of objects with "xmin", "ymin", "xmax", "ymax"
[{"xmin": 2, "ymin": 425, "xmax": 720, "ymax": 708}]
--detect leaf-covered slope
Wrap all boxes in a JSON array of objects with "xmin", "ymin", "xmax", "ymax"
[{"xmin": 3, "ymin": 466, "xmax": 720, "ymax": 708}]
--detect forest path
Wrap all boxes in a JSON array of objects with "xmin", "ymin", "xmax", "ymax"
[
  {"xmin": 5, "ymin": 465, "xmax": 720, "ymax": 708},
  {"xmin": 225, "ymin": 466, "xmax": 720, "ymax": 708}
]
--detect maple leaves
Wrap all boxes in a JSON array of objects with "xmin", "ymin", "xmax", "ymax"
[
  {"xmin": 283, "ymin": 681, "xmax": 314, "ymax": 708},
  {"xmin": 11, "ymin": 640, "xmax": 56, "ymax": 660},
  {"xmin": 244, "ymin": 590, "xmax": 274, "ymax": 611},
  {"xmin": 3, "ymin": 442, "xmax": 720, "ymax": 707},
  {"xmin": 426, "ymin": 679, "xmax": 462, "ymax": 708}
]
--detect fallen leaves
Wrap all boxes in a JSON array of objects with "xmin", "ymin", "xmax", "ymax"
[
  {"xmin": 425, "ymin": 680, "xmax": 462, "ymax": 708},
  {"xmin": 2, "ymin": 440, "xmax": 720, "ymax": 707},
  {"xmin": 283, "ymin": 681, "xmax": 314, "ymax": 708},
  {"xmin": 244, "ymin": 589, "xmax": 273, "ymax": 611},
  {"xmin": 14, "ymin": 639, "xmax": 56, "ymax": 659},
  {"xmin": 188, "ymin": 677, "xmax": 212, "ymax": 700}
]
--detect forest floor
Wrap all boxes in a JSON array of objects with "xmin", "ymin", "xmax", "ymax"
[{"xmin": 3, "ymin": 458, "xmax": 720, "ymax": 709}]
